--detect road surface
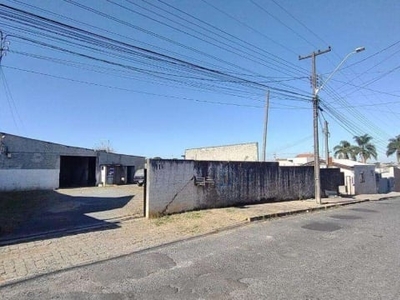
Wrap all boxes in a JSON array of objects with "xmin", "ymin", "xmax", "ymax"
[{"xmin": 1, "ymin": 198, "xmax": 399, "ymax": 299}]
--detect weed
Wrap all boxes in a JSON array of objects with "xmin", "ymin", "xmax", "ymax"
[
  {"xmin": 153, "ymin": 215, "xmax": 173, "ymax": 226},
  {"xmin": 184, "ymin": 211, "xmax": 203, "ymax": 219}
]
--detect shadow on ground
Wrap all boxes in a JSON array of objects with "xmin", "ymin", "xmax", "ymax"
[{"xmin": 0, "ymin": 189, "xmax": 138, "ymax": 245}]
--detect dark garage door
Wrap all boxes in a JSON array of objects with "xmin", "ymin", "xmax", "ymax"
[{"xmin": 59, "ymin": 156, "xmax": 96, "ymax": 188}]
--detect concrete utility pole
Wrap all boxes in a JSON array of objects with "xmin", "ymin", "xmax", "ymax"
[
  {"xmin": 299, "ymin": 47, "xmax": 331, "ymax": 205},
  {"xmin": 324, "ymin": 120, "xmax": 330, "ymax": 167},
  {"xmin": 262, "ymin": 90, "xmax": 270, "ymax": 162}
]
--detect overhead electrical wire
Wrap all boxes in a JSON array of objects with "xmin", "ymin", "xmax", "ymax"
[
  {"xmin": 0, "ymin": 67, "xmax": 22, "ymax": 130},
  {"xmin": 138, "ymin": 0, "xmax": 310, "ymax": 78},
  {"xmin": 108, "ymin": 0, "xmax": 303, "ymax": 79},
  {"xmin": 0, "ymin": 3, "xmax": 313, "ymax": 102},
  {"xmin": 2, "ymin": 0, "xmax": 397, "ymax": 157},
  {"xmin": 61, "ymin": 0, "xmax": 311, "ymax": 98}
]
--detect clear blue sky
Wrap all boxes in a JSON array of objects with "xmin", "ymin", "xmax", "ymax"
[{"xmin": 0, "ymin": 0, "xmax": 399, "ymax": 161}]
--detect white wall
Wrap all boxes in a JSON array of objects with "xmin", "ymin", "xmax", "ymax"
[
  {"xmin": 277, "ymin": 157, "xmax": 313, "ymax": 166},
  {"xmin": 0, "ymin": 169, "xmax": 59, "ymax": 191},
  {"xmin": 339, "ymin": 169, "xmax": 355, "ymax": 195},
  {"xmin": 185, "ymin": 143, "xmax": 258, "ymax": 161},
  {"xmin": 146, "ymin": 160, "xmax": 202, "ymax": 217}
]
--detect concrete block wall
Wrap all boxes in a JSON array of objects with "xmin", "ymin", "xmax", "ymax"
[
  {"xmin": 146, "ymin": 159, "xmax": 344, "ymax": 217},
  {"xmin": 185, "ymin": 142, "xmax": 258, "ymax": 161}
]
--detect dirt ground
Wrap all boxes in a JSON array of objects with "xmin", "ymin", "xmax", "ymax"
[{"xmin": 0, "ymin": 185, "xmax": 144, "ymax": 241}]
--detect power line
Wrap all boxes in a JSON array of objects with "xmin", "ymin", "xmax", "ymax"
[{"xmin": 0, "ymin": 3, "xmax": 312, "ymax": 100}]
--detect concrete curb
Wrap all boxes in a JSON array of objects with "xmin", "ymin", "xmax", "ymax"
[
  {"xmin": 1, "ymin": 195, "xmax": 397, "ymax": 247},
  {"xmin": 247, "ymin": 199, "xmax": 370, "ymax": 222},
  {"xmin": 1, "ymin": 195, "xmax": 398, "ymax": 287}
]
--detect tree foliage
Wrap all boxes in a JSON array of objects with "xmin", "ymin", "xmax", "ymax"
[
  {"xmin": 353, "ymin": 134, "xmax": 377, "ymax": 163},
  {"xmin": 386, "ymin": 135, "xmax": 400, "ymax": 163},
  {"xmin": 333, "ymin": 134, "xmax": 377, "ymax": 163},
  {"xmin": 333, "ymin": 140, "xmax": 356, "ymax": 160}
]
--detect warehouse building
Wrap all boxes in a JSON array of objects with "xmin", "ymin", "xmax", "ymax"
[{"xmin": 0, "ymin": 132, "xmax": 145, "ymax": 191}]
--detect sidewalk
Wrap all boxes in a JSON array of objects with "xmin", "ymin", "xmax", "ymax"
[{"xmin": 1, "ymin": 192, "xmax": 399, "ymax": 286}]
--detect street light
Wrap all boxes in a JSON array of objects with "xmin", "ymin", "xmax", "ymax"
[
  {"xmin": 316, "ymin": 47, "xmax": 365, "ymax": 95},
  {"xmin": 313, "ymin": 46, "xmax": 365, "ymax": 204}
]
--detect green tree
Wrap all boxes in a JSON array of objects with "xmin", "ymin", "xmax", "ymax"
[
  {"xmin": 353, "ymin": 134, "xmax": 377, "ymax": 163},
  {"xmin": 386, "ymin": 135, "xmax": 400, "ymax": 163},
  {"xmin": 333, "ymin": 140, "xmax": 356, "ymax": 160}
]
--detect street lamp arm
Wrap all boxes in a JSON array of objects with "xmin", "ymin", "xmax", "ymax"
[{"xmin": 315, "ymin": 47, "xmax": 365, "ymax": 95}]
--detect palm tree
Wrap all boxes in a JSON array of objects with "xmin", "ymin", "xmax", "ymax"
[
  {"xmin": 333, "ymin": 140, "xmax": 357, "ymax": 160},
  {"xmin": 353, "ymin": 134, "xmax": 377, "ymax": 163},
  {"xmin": 386, "ymin": 135, "xmax": 400, "ymax": 163}
]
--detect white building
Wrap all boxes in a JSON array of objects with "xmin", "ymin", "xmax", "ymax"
[
  {"xmin": 277, "ymin": 155, "xmax": 378, "ymax": 196},
  {"xmin": 375, "ymin": 165, "xmax": 400, "ymax": 193},
  {"xmin": 185, "ymin": 142, "xmax": 259, "ymax": 162},
  {"xmin": 332, "ymin": 159, "xmax": 377, "ymax": 195},
  {"xmin": 276, "ymin": 153, "xmax": 315, "ymax": 166}
]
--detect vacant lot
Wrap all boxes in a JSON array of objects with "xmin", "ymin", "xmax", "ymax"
[{"xmin": 0, "ymin": 185, "xmax": 144, "ymax": 241}]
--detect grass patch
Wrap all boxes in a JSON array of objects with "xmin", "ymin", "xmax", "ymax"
[
  {"xmin": 152, "ymin": 215, "xmax": 173, "ymax": 226},
  {"xmin": 184, "ymin": 224, "xmax": 200, "ymax": 234},
  {"xmin": 183, "ymin": 211, "xmax": 204, "ymax": 219}
]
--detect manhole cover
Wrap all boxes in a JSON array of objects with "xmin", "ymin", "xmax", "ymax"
[
  {"xmin": 350, "ymin": 208, "xmax": 378, "ymax": 213},
  {"xmin": 301, "ymin": 222, "xmax": 341, "ymax": 232},
  {"xmin": 329, "ymin": 214, "xmax": 362, "ymax": 220}
]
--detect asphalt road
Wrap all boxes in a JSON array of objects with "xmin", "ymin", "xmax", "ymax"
[{"xmin": 1, "ymin": 198, "xmax": 400, "ymax": 299}]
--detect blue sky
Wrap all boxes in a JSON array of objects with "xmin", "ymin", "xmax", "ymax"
[{"xmin": 0, "ymin": 0, "xmax": 399, "ymax": 161}]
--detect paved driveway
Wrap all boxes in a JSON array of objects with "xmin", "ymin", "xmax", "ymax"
[{"xmin": 0, "ymin": 185, "xmax": 144, "ymax": 243}]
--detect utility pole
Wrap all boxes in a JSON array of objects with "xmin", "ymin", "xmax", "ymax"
[
  {"xmin": 299, "ymin": 46, "xmax": 331, "ymax": 204},
  {"xmin": 262, "ymin": 90, "xmax": 270, "ymax": 161},
  {"xmin": 324, "ymin": 120, "xmax": 330, "ymax": 167}
]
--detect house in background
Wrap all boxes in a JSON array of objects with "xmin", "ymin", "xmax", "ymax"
[
  {"xmin": 277, "ymin": 155, "xmax": 377, "ymax": 196},
  {"xmin": 332, "ymin": 159, "xmax": 377, "ymax": 195},
  {"xmin": 276, "ymin": 153, "xmax": 314, "ymax": 166},
  {"xmin": 375, "ymin": 164, "xmax": 400, "ymax": 193},
  {"xmin": 0, "ymin": 132, "xmax": 145, "ymax": 191}
]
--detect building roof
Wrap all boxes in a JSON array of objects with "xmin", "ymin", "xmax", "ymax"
[
  {"xmin": 295, "ymin": 153, "xmax": 314, "ymax": 158},
  {"xmin": 185, "ymin": 142, "xmax": 258, "ymax": 151},
  {"xmin": 332, "ymin": 159, "xmax": 373, "ymax": 167}
]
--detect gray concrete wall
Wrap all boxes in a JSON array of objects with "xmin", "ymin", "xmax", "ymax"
[
  {"xmin": 0, "ymin": 133, "xmax": 96, "ymax": 170},
  {"xmin": 185, "ymin": 143, "xmax": 258, "ymax": 161},
  {"xmin": 393, "ymin": 167, "xmax": 400, "ymax": 192},
  {"xmin": 97, "ymin": 151, "xmax": 145, "ymax": 169},
  {"xmin": 354, "ymin": 165, "xmax": 377, "ymax": 194},
  {"xmin": 146, "ymin": 159, "xmax": 343, "ymax": 217}
]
